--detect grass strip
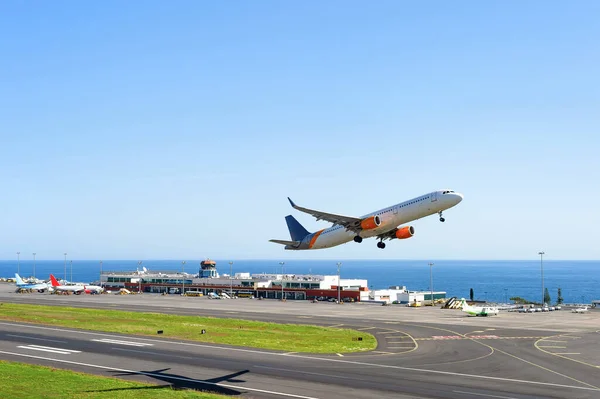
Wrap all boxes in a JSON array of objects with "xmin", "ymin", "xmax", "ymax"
[
  {"xmin": 0, "ymin": 360, "xmax": 226, "ymax": 399},
  {"xmin": 0, "ymin": 303, "xmax": 376, "ymax": 353}
]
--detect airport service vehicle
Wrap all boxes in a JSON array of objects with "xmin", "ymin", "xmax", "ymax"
[
  {"xmin": 49, "ymin": 274, "xmax": 85, "ymax": 294},
  {"xmin": 572, "ymin": 306, "xmax": 589, "ymax": 313},
  {"xmin": 270, "ymin": 189, "xmax": 463, "ymax": 250},
  {"xmin": 459, "ymin": 298, "xmax": 498, "ymax": 317},
  {"xmin": 14, "ymin": 273, "xmax": 48, "ymax": 292}
]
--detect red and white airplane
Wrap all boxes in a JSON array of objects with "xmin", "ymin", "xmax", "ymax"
[
  {"xmin": 49, "ymin": 275, "xmax": 103, "ymax": 294},
  {"xmin": 270, "ymin": 189, "xmax": 463, "ymax": 250}
]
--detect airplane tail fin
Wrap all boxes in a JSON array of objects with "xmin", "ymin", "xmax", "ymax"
[
  {"xmin": 15, "ymin": 273, "xmax": 24, "ymax": 285},
  {"xmin": 49, "ymin": 274, "xmax": 60, "ymax": 287},
  {"xmin": 285, "ymin": 215, "xmax": 310, "ymax": 241}
]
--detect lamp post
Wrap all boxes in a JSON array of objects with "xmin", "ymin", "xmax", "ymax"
[
  {"xmin": 32, "ymin": 253, "xmax": 36, "ymax": 279},
  {"xmin": 538, "ymin": 251, "xmax": 545, "ymax": 305},
  {"xmin": 428, "ymin": 262, "xmax": 434, "ymax": 306},
  {"xmin": 70, "ymin": 260, "xmax": 73, "ymax": 283},
  {"xmin": 137, "ymin": 261, "xmax": 142, "ymax": 293},
  {"xmin": 229, "ymin": 261, "xmax": 233, "ymax": 298},
  {"xmin": 99, "ymin": 260, "xmax": 103, "ymax": 289},
  {"xmin": 16, "ymin": 252, "xmax": 20, "ymax": 275},
  {"xmin": 64, "ymin": 253, "xmax": 67, "ymax": 282},
  {"xmin": 337, "ymin": 262, "xmax": 342, "ymax": 304},
  {"xmin": 181, "ymin": 261, "xmax": 186, "ymax": 295},
  {"xmin": 279, "ymin": 261, "xmax": 285, "ymax": 300}
]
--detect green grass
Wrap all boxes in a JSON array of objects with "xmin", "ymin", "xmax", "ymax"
[
  {"xmin": 0, "ymin": 303, "xmax": 376, "ymax": 353},
  {"xmin": 0, "ymin": 361, "xmax": 226, "ymax": 399}
]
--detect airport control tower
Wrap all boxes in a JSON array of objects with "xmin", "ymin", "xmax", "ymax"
[{"xmin": 199, "ymin": 259, "xmax": 219, "ymax": 278}]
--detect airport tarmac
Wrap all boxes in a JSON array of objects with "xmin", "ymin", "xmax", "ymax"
[{"xmin": 0, "ymin": 285, "xmax": 599, "ymax": 399}]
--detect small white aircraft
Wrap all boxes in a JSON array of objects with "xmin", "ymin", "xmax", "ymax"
[
  {"xmin": 459, "ymin": 298, "xmax": 498, "ymax": 317},
  {"xmin": 14, "ymin": 274, "xmax": 48, "ymax": 292},
  {"xmin": 270, "ymin": 189, "xmax": 463, "ymax": 250},
  {"xmin": 572, "ymin": 306, "xmax": 589, "ymax": 313}
]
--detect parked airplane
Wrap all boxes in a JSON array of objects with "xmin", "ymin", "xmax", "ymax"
[
  {"xmin": 49, "ymin": 274, "xmax": 85, "ymax": 294},
  {"xmin": 459, "ymin": 298, "xmax": 498, "ymax": 317},
  {"xmin": 84, "ymin": 285, "xmax": 104, "ymax": 294},
  {"xmin": 270, "ymin": 189, "xmax": 463, "ymax": 250},
  {"xmin": 14, "ymin": 273, "xmax": 48, "ymax": 292},
  {"xmin": 572, "ymin": 306, "xmax": 589, "ymax": 313}
]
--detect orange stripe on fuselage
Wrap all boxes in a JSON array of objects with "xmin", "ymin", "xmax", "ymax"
[{"xmin": 308, "ymin": 229, "xmax": 325, "ymax": 249}]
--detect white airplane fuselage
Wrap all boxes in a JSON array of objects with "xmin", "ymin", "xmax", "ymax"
[{"xmin": 305, "ymin": 190, "xmax": 462, "ymax": 250}]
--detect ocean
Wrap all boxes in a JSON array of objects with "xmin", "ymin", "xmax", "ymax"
[{"xmin": 1, "ymin": 259, "xmax": 597, "ymax": 304}]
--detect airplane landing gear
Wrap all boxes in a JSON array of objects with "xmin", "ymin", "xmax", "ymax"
[
  {"xmin": 353, "ymin": 236, "xmax": 363, "ymax": 243},
  {"xmin": 377, "ymin": 241, "xmax": 386, "ymax": 249},
  {"xmin": 438, "ymin": 211, "xmax": 445, "ymax": 222}
]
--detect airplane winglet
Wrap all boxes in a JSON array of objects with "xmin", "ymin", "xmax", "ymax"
[{"xmin": 287, "ymin": 197, "xmax": 297, "ymax": 208}]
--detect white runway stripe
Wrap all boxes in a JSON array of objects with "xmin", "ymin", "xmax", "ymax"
[
  {"xmin": 17, "ymin": 345, "xmax": 81, "ymax": 355},
  {"xmin": 92, "ymin": 338, "xmax": 154, "ymax": 347}
]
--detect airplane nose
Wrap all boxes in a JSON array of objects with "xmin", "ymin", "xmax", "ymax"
[{"xmin": 454, "ymin": 193, "xmax": 464, "ymax": 204}]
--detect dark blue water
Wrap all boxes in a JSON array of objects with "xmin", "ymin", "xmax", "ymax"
[{"xmin": 1, "ymin": 260, "xmax": 597, "ymax": 304}]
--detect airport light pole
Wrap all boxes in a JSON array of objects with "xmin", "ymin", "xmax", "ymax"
[
  {"xmin": 428, "ymin": 262, "xmax": 434, "ymax": 306},
  {"xmin": 137, "ymin": 261, "xmax": 142, "ymax": 293},
  {"xmin": 64, "ymin": 253, "xmax": 67, "ymax": 282},
  {"xmin": 279, "ymin": 261, "xmax": 285, "ymax": 300},
  {"xmin": 70, "ymin": 260, "xmax": 73, "ymax": 283},
  {"xmin": 99, "ymin": 260, "xmax": 103, "ymax": 289},
  {"xmin": 32, "ymin": 253, "xmax": 36, "ymax": 279},
  {"xmin": 181, "ymin": 261, "xmax": 186, "ymax": 295},
  {"xmin": 337, "ymin": 262, "xmax": 342, "ymax": 304},
  {"xmin": 538, "ymin": 251, "xmax": 545, "ymax": 305},
  {"xmin": 229, "ymin": 261, "xmax": 233, "ymax": 298},
  {"xmin": 16, "ymin": 252, "xmax": 20, "ymax": 275}
]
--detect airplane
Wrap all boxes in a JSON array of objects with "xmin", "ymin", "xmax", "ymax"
[
  {"xmin": 459, "ymin": 298, "xmax": 498, "ymax": 317},
  {"xmin": 572, "ymin": 306, "xmax": 589, "ymax": 313},
  {"xmin": 49, "ymin": 274, "xmax": 85, "ymax": 294},
  {"xmin": 84, "ymin": 285, "xmax": 104, "ymax": 294},
  {"xmin": 14, "ymin": 273, "xmax": 49, "ymax": 292},
  {"xmin": 270, "ymin": 189, "xmax": 463, "ymax": 250}
]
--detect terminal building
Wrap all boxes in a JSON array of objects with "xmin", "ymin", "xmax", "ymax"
[{"xmin": 101, "ymin": 259, "xmax": 445, "ymax": 303}]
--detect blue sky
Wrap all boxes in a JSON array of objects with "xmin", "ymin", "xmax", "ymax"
[{"xmin": 1, "ymin": 1, "xmax": 598, "ymax": 260}]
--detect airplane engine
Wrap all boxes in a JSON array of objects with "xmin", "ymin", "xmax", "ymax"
[
  {"xmin": 360, "ymin": 215, "xmax": 381, "ymax": 230},
  {"xmin": 395, "ymin": 226, "xmax": 415, "ymax": 239}
]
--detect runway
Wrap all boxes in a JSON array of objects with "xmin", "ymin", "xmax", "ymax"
[{"xmin": 1, "ymin": 288, "xmax": 599, "ymax": 398}]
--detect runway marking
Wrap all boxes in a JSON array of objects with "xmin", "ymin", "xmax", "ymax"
[
  {"xmin": 92, "ymin": 338, "xmax": 154, "ymax": 347},
  {"xmin": 562, "ymin": 335, "xmax": 581, "ymax": 339},
  {"xmin": 336, "ymin": 353, "xmax": 344, "ymax": 357},
  {"xmin": 538, "ymin": 346, "xmax": 566, "ymax": 349},
  {"xmin": 6, "ymin": 334, "xmax": 66, "ymax": 344},
  {"xmin": 357, "ymin": 327, "xmax": 375, "ymax": 330},
  {"xmin": 377, "ymin": 331, "xmax": 397, "ymax": 334},
  {"xmin": 453, "ymin": 390, "xmax": 518, "ymax": 399},
  {"xmin": 535, "ymin": 335, "xmax": 600, "ymax": 370},
  {"xmin": 226, "ymin": 311, "xmax": 238, "ymax": 314},
  {"xmin": 0, "ymin": 350, "xmax": 320, "ymax": 399},
  {"xmin": 297, "ymin": 316, "xmax": 312, "ymax": 319},
  {"xmin": 542, "ymin": 340, "xmax": 567, "ymax": 343},
  {"xmin": 17, "ymin": 345, "xmax": 81, "ymax": 355},
  {"xmin": 554, "ymin": 353, "xmax": 581, "ymax": 355},
  {"xmin": 386, "ymin": 346, "xmax": 414, "ymax": 349},
  {"xmin": 2, "ymin": 322, "xmax": 598, "ymax": 392},
  {"xmin": 255, "ymin": 365, "xmax": 356, "ymax": 380}
]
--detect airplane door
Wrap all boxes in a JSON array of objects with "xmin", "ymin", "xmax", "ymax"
[
  {"xmin": 393, "ymin": 206, "xmax": 398, "ymax": 215},
  {"xmin": 431, "ymin": 192, "xmax": 438, "ymax": 202}
]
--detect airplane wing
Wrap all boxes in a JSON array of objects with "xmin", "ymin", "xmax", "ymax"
[
  {"xmin": 376, "ymin": 228, "xmax": 399, "ymax": 241},
  {"xmin": 287, "ymin": 197, "xmax": 365, "ymax": 233},
  {"xmin": 269, "ymin": 239, "xmax": 301, "ymax": 247}
]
